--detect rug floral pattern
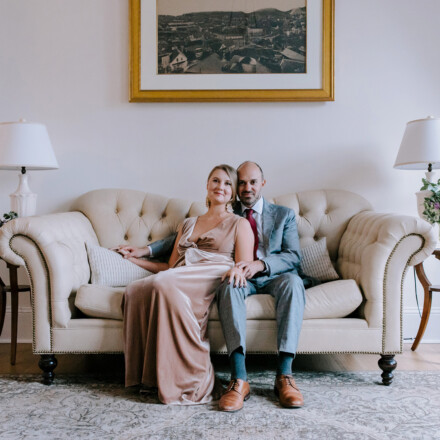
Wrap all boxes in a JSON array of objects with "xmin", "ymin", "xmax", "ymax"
[{"xmin": 1, "ymin": 371, "xmax": 440, "ymax": 439}]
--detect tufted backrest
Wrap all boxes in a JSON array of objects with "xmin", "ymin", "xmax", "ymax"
[
  {"xmin": 273, "ymin": 190, "xmax": 372, "ymax": 261},
  {"xmin": 71, "ymin": 188, "xmax": 372, "ymax": 260},
  {"xmin": 71, "ymin": 189, "xmax": 206, "ymax": 249}
]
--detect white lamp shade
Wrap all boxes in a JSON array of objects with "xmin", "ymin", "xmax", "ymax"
[
  {"xmin": 0, "ymin": 121, "xmax": 59, "ymax": 170},
  {"xmin": 394, "ymin": 116, "xmax": 440, "ymax": 170}
]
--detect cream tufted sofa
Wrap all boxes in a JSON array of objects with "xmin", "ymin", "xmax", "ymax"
[{"xmin": 0, "ymin": 188, "xmax": 436, "ymax": 385}]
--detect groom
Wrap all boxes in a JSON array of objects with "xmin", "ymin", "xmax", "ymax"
[
  {"xmin": 216, "ymin": 161, "xmax": 305, "ymax": 411},
  {"xmin": 123, "ymin": 161, "xmax": 306, "ymax": 410}
]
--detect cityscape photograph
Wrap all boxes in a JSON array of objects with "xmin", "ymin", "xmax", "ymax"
[{"xmin": 157, "ymin": 0, "xmax": 306, "ymax": 74}]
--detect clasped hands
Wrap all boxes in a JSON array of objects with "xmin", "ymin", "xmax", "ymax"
[
  {"xmin": 221, "ymin": 260, "xmax": 265, "ymax": 288},
  {"xmin": 111, "ymin": 245, "xmax": 150, "ymax": 259}
]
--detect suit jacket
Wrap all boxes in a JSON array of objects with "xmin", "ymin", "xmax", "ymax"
[
  {"xmin": 233, "ymin": 198, "xmax": 302, "ymax": 279},
  {"xmin": 150, "ymin": 198, "xmax": 302, "ymax": 279},
  {"xmin": 149, "ymin": 232, "xmax": 176, "ymax": 258}
]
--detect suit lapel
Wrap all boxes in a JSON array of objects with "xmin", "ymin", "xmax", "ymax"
[{"xmin": 262, "ymin": 199, "xmax": 275, "ymax": 251}]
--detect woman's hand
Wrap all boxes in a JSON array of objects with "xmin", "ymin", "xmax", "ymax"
[{"xmin": 221, "ymin": 266, "xmax": 247, "ymax": 288}]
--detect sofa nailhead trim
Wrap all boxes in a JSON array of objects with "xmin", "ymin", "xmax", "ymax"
[{"xmin": 381, "ymin": 233, "xmax": 425, "ymax": 354}]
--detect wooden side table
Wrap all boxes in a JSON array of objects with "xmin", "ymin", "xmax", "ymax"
[
  {"xmin": 412, "ymin": 249, "xmax": 440, "ymax": 351},
  {"xmin": 0, "ymin": 262, "xmax": 31, "ymax": 365}
]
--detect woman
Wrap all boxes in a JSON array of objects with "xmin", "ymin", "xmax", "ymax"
[{"xmin": 119, "ymin": 164, "xmax": 254, "ymax": 405}]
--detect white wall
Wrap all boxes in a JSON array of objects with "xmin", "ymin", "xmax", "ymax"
[{"xmin": 1, "ymin": 0, "xmax": 440, "ymax": 343}]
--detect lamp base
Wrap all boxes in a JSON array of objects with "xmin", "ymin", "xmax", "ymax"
[
  {"xmin": 425, "ymin": 171, "xmax": 436, "ymax": 183},
  {"xmin": 9, "ymin": 173, "xmax": 37, "ymax": 217}
]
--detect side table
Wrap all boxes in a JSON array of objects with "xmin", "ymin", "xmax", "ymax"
[
  {"xmin": 412, "ymin": 249, "xmax": 440, "ymax": 351},
  {"xmin": 0, "ymin": 262, "xmax": 31, "ymax": 365}
]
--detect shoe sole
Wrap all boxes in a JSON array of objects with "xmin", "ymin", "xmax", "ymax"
[
  {"xmin": 274, "ymin": 386, "xmax": 304, "ymax": 408},
  {"xmin": 220, "ymin": 392, "xmax": 251, "ymax": 412}
]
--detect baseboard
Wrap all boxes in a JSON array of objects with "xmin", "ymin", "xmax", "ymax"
[
  {"xmin": 1, "ymin": 308, "xmax": 440, "ymax": 345},
  {"xmin": 0, "ymin": 306, "xmax": 33, "ymax": 343},
  {"xmin": 403, "ymin": 307, "xmax": 440, "ymax": 344}
]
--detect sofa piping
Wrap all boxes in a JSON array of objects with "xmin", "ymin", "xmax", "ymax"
[
  {"xmin": 9, "ymin": 234, "xmax": 54, "ymax": 353},
  {"xmin": 381, "ymin": 232, "xmax": 425, "ymax": 354}
]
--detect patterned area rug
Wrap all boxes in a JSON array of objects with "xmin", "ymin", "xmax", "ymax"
[{"xmin": 1, "ymin": 371, "xmax": 440, "ymax": 439}]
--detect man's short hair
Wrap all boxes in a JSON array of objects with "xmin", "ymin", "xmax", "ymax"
[{"xmin": 237, "ymin": 161, "xmax": 265, "ymax": 180}]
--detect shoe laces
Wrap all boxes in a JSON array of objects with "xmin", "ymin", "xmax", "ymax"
[
  {"xmin": 226, "ymin": 379, "xmax": 241, "ymax": 394},
  {"xmin": 279, "ymin": 375, "xmax": 299, "ymax": 391}
]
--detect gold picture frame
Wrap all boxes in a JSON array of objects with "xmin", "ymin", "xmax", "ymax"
[{"xmin": 130, "ymin": 0, "xmax": 334, "ymax": 102}]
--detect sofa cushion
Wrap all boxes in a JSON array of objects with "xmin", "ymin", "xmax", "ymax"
[
  {"xmin": 210, "ymin": 279, "xmax": 362, "ymax": 320},
  {"xmin": 86, "ymin": 242, "xmax": 152, "ymax": 287},
  {"xmin": 75, "ymin": 279, "xmax": 363, "ymax": 321},
  {"xmin": 75, "ymin": 285, "xmax": 125, "ymax": 320},
  {"xmin": 301, "ymin": 237, "xmax": 339, "ymax": 282}
]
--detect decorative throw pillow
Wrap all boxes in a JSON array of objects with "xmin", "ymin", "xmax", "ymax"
[
  {"xmin": 301, "ymin": 237, "xmax": 339, "ymax": 282},
  {"xmin": 86, "ymin": 242, "xmax": 152, "ymax": 287}
]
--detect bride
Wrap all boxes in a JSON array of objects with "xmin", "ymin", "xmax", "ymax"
[{"xmin": 119, "ymin": 164, "xmax": 254, "ymax": 404}]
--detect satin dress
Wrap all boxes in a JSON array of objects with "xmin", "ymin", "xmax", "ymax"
[{"xmin": 123, "ymin": 214, "xmax": 242, "ymax": 405}]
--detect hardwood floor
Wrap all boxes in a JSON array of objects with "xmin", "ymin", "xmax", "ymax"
[{"xmin": 1, "ymin": 343, "xmax": 439, "ymax": 375}]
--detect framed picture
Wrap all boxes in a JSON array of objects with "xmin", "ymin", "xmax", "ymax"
[{"xmin": 130, "ymin": 0, "xmax": 334, "ymax": 102}]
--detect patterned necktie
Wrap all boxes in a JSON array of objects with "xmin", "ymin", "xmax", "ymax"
[{"xmin": 245, "ymin": 208, "xmax": 259, "ymax": 260}]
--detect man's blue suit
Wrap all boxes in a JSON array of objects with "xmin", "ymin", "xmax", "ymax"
[
  {"xmin": 148, "ymin": 198, "xmax": 306, "ymax": 356},
  {"xmin": 216, "ymin": 199, "xmax": 305, "ymax": 355}
]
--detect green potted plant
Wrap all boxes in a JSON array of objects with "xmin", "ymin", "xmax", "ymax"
[
  {"xmin": 0, "ymin": 211, "xmax": 18, "ymax": 228},
  {"xmin": 420, "ymin": 178, "xmax": 440, "ymax": 224}
]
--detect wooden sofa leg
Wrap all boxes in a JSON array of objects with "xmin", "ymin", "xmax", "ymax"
[
  {"xmin": 39, "ymin": 355, "xmax": 58, "ymax": 385},
  {"xmin": 378, "ymin": 354, "xmax": 397, "ymax": 386}
]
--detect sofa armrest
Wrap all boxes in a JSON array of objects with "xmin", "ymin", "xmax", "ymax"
[
  {"xmin": 338, "ymin": 211, "xmax": 437, "ymax": 352},
  {"xmin": 0, "ymin": 213, "xmax": 98, "ymax": 349}
]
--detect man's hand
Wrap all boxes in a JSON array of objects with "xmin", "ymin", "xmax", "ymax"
[
  {"xmin": 111, "ymin": 245, "xmax": 150, "ymax": 259},
  {"xmin": 235, "ymin": 260, "xmax": 265, "ymax": 279}
]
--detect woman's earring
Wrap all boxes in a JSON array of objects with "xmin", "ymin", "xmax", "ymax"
[{"xmin": 205, "ymin": 197, "xmax": 210, "ymax": 208}]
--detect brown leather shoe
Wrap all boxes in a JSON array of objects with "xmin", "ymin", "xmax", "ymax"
[
  {"xmin": 218, "ymin": 379, "xmax": 250, "ymax": 412},
  {"xmin": 274, "ymin": 375, "xmax": 304, "ymax": 408}
]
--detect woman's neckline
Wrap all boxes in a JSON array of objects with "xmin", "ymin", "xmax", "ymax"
[{"xmin": 187, "ymin": 214, "xmax": 234, "ymax": 243}]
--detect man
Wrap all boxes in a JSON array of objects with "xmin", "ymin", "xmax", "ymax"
[
  {"xmin": 217, "ymin": 161, "xmax": 305, "ymax": 411},
  {"xmin": 119, "ymin": 161, "xmax": 306, "ymax": 410}
]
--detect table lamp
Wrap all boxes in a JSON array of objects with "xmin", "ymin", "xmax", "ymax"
[
  {"xmin": 394, "ymin": 116, "xmax": 440, "ymax": 218},
  {"xmin": 0, "ymin": 120, "xmax": 59, "ymax": 217}
]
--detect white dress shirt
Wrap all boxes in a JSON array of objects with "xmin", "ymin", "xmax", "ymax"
[{"xmin": 241, "ymin": 197, "xmax": 266, "ymax": 259}]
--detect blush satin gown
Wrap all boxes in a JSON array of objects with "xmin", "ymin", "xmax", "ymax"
[{"xmin": 123, "ymin": 214, "xmax": 242, "ymax": 404}]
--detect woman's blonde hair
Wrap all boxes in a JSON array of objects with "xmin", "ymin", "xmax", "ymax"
[{"xmin": 206, "ymin": 164, "xmax": 237, "ymax": 209}]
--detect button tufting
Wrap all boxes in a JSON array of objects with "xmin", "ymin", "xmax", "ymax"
[
  {"xmin": 314, "ymin": 235, "xmax": 319, "ymax": 240},
  {"xmin": 161, "ymin": 213, "xmax": 166, "ymax": 218},
  {"xmin": 148, "ymin": 235, "xmax": 152, "ymax": 241},
  {"xmin": 325, "ymin": 210, "xmax": 329, "ymax": 215},
  {"xmin": 115, "ymin": 209, "xmax": 119, "ymax": 214},
  {"xmin": 298, "ymin": 211, "xmax": 303, "ymax": 217},
  {"xmin": 124, "ymin": 234, "xmax": 128, "ymax": 240}
]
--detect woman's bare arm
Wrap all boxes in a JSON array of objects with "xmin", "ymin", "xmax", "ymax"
[
  {"xmin": 222, "ymin": 218, "xmax": 254, "ymax": 287},
  {"xmin": 234, "ymin": 218, "xmax": 254, "ymax": 262},
  {"xmin": 127, "ymin": 257, "xmax": 169, "ymax": 274},
  {"xmin": 167, "ymin": 226, "xmax": 184, "ymax": 268}
]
